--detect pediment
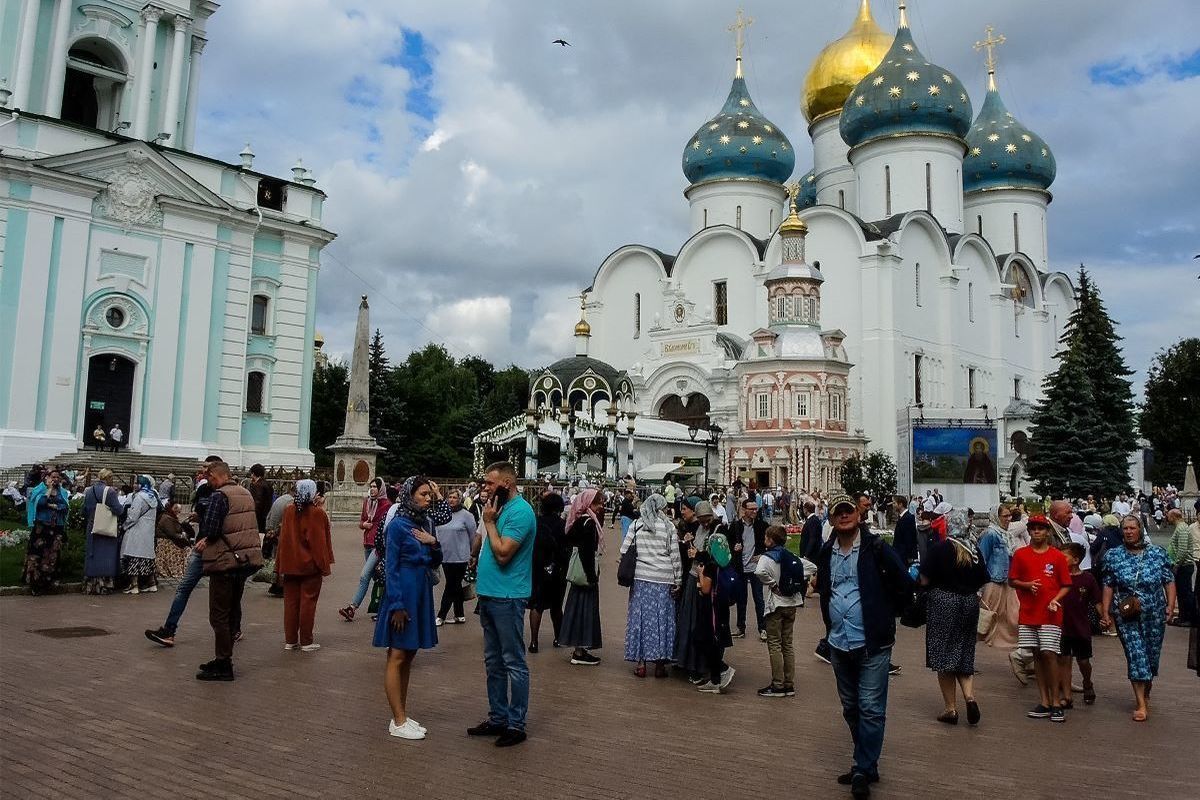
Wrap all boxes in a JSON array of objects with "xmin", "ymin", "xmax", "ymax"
[{"xmin": 33, "ymin": 142, "xmax": 231, "ymax": 215}]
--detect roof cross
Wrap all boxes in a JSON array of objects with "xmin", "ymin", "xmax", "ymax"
[
  {"xmin": 975, "ymin": 25, "xmax": 1007, "ymax": 91},
  {"xmin": 729, "ymin": 8, "xmax": 753, "ymax": 78}
]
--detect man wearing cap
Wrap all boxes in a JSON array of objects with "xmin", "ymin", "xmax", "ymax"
[
  {"xmin": 816, "ymin": 494, "xmax": 913, "ymax": 798},
  {"xmin": 1007, "ymin": 514, "xmax": 1073, "ymax": 722}
]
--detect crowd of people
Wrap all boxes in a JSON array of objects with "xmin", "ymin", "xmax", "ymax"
[{"xmin": 7, "ymin": 459, "xmax": 1200, "ymax": 799}]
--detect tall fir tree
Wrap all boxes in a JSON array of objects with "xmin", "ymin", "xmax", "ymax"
[
  {"xmin": 1027, "ymin": 267, "xmax": 1136, "ymax": 497},
  {"xmin": 367, "ymin": 328, "xmax": 390, "ymax": 439}
]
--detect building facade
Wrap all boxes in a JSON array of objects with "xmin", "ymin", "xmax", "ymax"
[{"xmin": 0, "ymin": 0, "xmax": 336, "ymax": 468}]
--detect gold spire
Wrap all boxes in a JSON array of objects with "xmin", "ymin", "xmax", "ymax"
[
  {"xmin": 801, "ymin": 0, "xmax": 891, "ymax": 123},
  {"xmin": 729, "ymin": 8, "xmax": 753, "ymax": 78},
  {"xmin": 780, "ymin": 182, "xmax": 809, "ymax": 235},
  {"xmin": 898, "ymin": 1, "xmax": 909, "ymax": 29},
  {"xmin": 974, "ymin": 25, "xmax": 1007, "ymax": 92},
  {"xmin": 574, "ymin": 294, "xmax": 591, "ymax": 336}
]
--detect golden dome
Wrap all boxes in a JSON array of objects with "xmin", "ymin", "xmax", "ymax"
[
  {"xmin": 574, "ymin": 318, "xmax": 592, "ymax": 336},
  {"xmin": 801, "ymin": 0, "xmax": 893, "ymax": 124}
]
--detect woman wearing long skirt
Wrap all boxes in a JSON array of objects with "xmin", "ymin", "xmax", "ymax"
[
  {"xmin": 120, "ymin": 476, "xmax": 159, "ymax": 594},
  {"xmin": 977, "ymin": 504, "xmax": 1019, "ymax": 649},
  {"xmin": 673, "ymin": 499, "xmax": 716, "ymax": 680},
  {"xmin": 561, "ymin": 488, "xmax": 605, "ymax": 666},
  {"xmin": 622, "ymin": 494, "xmax": 681, "ymax": 678},
  {"xmin": 920, "ymin": 510, "xmax": 990, "ymax": 725},
  {"xmin": 529, "ymin": 492, "xmax": 568, "ymax": 652},
  {"xmin": 23, "ymin": 472, "xmax": 69, "ymax": 594},
  {"xmin": 154, "ymin": 503, "xmax": 194, "ymax": 579},
  {"xmin": 83, "ymin": 468, "xmax": 125, "ymax": 595}
]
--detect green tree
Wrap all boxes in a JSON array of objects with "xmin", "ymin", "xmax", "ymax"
[
  {"xmin": 840, "ymin": 450, "xmax": 898, "ymax": 500},
  {"xmin": 310, "ymin": 360, "xmax": 349, "ymax": 467},
  {"xmin": 839, "ymin": 454, "xmax": 867, "ymax": 496},
  {"xmin": 368, "ymin": 328, "xmax": 390, "ymax": 439},
  {"xmin": 1140, "ymin": 337, "xmax": 1200, "ymax": 486}
]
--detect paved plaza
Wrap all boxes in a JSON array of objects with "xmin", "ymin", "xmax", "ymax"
[{"xmin": 2, "ymin": 521, "xmax": 1197, "ymax": 800}]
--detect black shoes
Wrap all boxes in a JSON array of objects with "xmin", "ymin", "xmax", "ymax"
[
  {"xmin": 851, "ymin": 772, "xmax": 872, "ymax": 799},
  {"xmin": 838, "ymin": 772, "xmax": 879, "ymax": 785},
  {"xmin": 887, "ymin": 663, "xmax": 902, "ymax": 675},
  {"xmin": 466, "ymin": 720, "xmax": 507, "ymax": 737},
  {"xmin": 495, "ymin": 728, "xmax": 527, "ymax": 748},
  {"xmin": 144, "ymin": 627, "xmax": 175, "ymax": 647},
  {"xmin": 196, "ymin": 658, "xmax": 233, "ymax": 681}
]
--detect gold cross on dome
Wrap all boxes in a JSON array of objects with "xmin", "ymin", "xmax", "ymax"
[
  {"xmin": 785, "ymin": 181, "xmax": 801, "ymax": 213},
  {"xmin": 729, "ymin": 8, "xmax": 753, "ymax": 77},
  {"xmin": 975, "ymin": 25, "xmax": 1006, "ymax": 90}
]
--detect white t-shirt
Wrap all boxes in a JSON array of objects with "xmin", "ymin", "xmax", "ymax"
[
  {"xmin": 109, "ymin": 426, "xmax": 124, "ymax": 443},
  {"xmin": 1112, "ymin": 500, "xmax": 1131, "ymax": 517},
  {"xmin": 1068, "ymin": 530, "xmax": 1093, "ymax": 571}
]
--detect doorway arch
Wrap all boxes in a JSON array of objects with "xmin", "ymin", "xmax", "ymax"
[
  {"xmin": 656, "ymin": 393, "xmax": 711, "ymax": 429},
  {"xmin": 84, "ymin": 354, "xmax": 136, "ymax": 449}
]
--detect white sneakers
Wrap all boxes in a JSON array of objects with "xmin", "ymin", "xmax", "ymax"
[
  {"xmin": 719, "ymin": 666, "xmax": 736, "ymax": 689},
  {"xmin": 388, "ymin": 718, "xmax": 427, "ymax": 740},
  {"xmin": 300, "ymin": 643, "xmax": 321, "ymax": 652},
  {"xmin": 435, "ymin": 618, "xmax": 444, "ymax": 627},
  {"xmin": 283, "ymin": 643, "xmax": 299, "ymax": 651}
]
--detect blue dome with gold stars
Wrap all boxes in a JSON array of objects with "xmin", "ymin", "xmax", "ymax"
[
  {"xmin": 683, "ymin": 74, "xmax": 795, "ymax": 185},
  {"xmin": 795, "ymin": 169, "xmax": 817, "ymax": 208},
  {"xmin": 963, "ymin": 87, "xmax": 1055, "ymax": 193},
  {"xmin": 839, "ymin": 16, "xmax": 972, "ymax": 149}
]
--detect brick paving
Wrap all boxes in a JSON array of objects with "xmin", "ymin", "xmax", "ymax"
[{"xmin": 2, "ymin": 521, "xmax": 1197, "ymax": 799}]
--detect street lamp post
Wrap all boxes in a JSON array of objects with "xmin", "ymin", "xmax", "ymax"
[{"xmin": 688, "ymin": 421, "xmax": 723, "ymax": 495}]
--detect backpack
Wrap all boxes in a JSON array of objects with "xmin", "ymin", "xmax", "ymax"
[
  {"xmin": 774, "ymin": 547, "xmax": 806, "ymax": 597},
  {"xmin": 706, "ymin": 531, "xmax": 732, "ymax": 568}
]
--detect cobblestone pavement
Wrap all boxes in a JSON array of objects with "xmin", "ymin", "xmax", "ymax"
[{"xmin": 2, "ymin": 522, "xmax": 1197, "ymax": 799}]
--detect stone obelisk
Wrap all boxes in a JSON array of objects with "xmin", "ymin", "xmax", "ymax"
[{"xmin": 325, "ymin": 295, "xmax": 386, "ymax": 518}]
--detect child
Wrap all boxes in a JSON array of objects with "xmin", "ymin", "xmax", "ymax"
[
  {"xmin": 753, "ymin": 525, "xmax": 805, "ymax": 697},
  {"xmin": 1008, "ymin": 514, "xmax": 1073, "ymax": 722},
  {"xmin": 1058, "ymin": 542, "xmax": 1101, "ymax": 707},
  {"xmin": 694, "ymin": 549, "xmax": 735, "ymax": 693}
]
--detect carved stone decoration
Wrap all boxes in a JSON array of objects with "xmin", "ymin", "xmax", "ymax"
[{"xmin": 93, "ymin": 165, "xmax": 163, "ymax": 227}]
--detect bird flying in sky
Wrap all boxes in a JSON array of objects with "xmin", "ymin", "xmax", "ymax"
[{"xmin": 552, "ymin": 39, "xmax": 571, "ymax": 47}]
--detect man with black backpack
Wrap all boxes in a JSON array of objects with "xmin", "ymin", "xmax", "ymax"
[
  {"xmin": 754, "ymin": 525, "xmax": 805, "ymax": 697},
  {"xmin": 816, "ymin": 494, "xmax": 914, "ymax": 799}
]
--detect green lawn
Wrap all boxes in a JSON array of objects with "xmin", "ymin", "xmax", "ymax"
[{"xmin": 0, "ymin": 525, "xmax": 85, "ymax": 587}]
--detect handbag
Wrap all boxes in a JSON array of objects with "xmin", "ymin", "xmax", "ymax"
[
  {"xmin": 92, "ymin": 486, "xmax": 119, "ymax": 537},
  {"xmin": 567, "ymin": 547, "xmax": 590, "ymax": 586},
  {"xmin": 976, "ymin": 606, "xmax": 997, "ymax": 637},
  {"xmin": 617, "ymin": 523, "xmax": 639, "ymax": 588},
  {"xmin": 1117, "ymin": 555, "xmax": 1143, "ymax": 621},
  {"xmin": 429, "ymin": 565, "xmax": 442, "ymax": 587},
  {"xmin": 900, "ymin": 589, "xmax": 928, "ymax": 628}
]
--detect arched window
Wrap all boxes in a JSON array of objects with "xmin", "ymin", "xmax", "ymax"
[
  {"xmin": 633, "ymin": 292, "xmax": 641, "ymax": 338},
  {"xmin": 245, "ymin": 371, "xmax": 266, "ymax": 413},
  {"xmin": 976, "ymin": 215, "xmax": 983, "ymax": 235},
  {"xmin": 736, "ymin": 205, "xmax": 742, "ymax": 230},
  {"xmin": 251, "ymin": 295, "xmax": 270, "ymax": 335},
  {"xmin": 776, "ymin": 294, "xmax": 786, "ymax": 321},
  {"xmin": 62, "ymin": 39, "xmax": 129, "ymax": 130},
  {"xmin": 838, "ymin": 189, "xmax": 845, "ymax": 209},
  {"xmin": 805, "ymin": 296, "xmax": 816, "ymax": 323},
  {"xmin": 914, "ymin": 262, "xmax": 922, "ymax": 307}
]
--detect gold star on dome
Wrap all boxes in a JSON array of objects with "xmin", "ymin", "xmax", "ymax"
[
  {"xmin": 902, "ymin": 43, "xmax": 914, "ymax": 52},
  {"xmin": 1005, "ymin": 143, "xmax": 1017, "ymax": 153},
  {"xmin": 1021, "ymin": 134, "xmax": 1032, "ymax": 142},
  {"xmin": 873, "ymin": 76, "xmax": 885, "ymax": 86},
  {"xmin": 719, "ymin": 134, "xmax": 731, "ymax": 144},
  {"xmin": 888, "ymin": 86, "xmax": 902, "ymax": 98},
  {"xmin": 752, "ymin": 135, "xmax": 762, "ymax": 144},
  {"xmin": 855, "ymin": 95, "xmax": 865, "ymax": 106},
  {"xmin": 692, "ymin": 140, "xmax": 701, "ymax": 149},
  {"xmin": 1041, "ymin": 147, "xmax": 1048, "ymax": 157},
  {"xmin": 927, "ymin": 85, "xmax": 941, "ymax": 96},
  {"xmin": 764, "ymin": 124, "xmax": 773, "ymax": 132},
  {"xmin": 942, "ymin": 74, "xmax": 953, "ymax": 84},
  {"xmin": 906, "ymin": 71, "xmax": 920, "ymax": 82},
  {"xmin": 970, "ymin": 146, "xmax": 982, "ymax": 156},
  {"xmin": 739, "ymin": 146, "xmax": 748, "ymax": 153},
  {"xmin": 987, "ymin": 133, "xmax": 999, "ymax": 142},
  {"xmin": 705, "ymin": 147, "xmax": 713, "ymax": 155},
  {"xmin": 780, "ymin": 142, "xmax": 788, "ymax": 150},
  {"xmin": 960, "ymin": 93, "xmax": 968, "ymax": 103},
  {"xmin": 739, "ymin": 98, "xmax": 750, "ymax": 107},
  {"xmin": 737, "ymin": 120, "xmax": 750, "ymax": 129},
  {"xmin": 709, "ymin": 123, "xmax": 720, "ymax": 131}
]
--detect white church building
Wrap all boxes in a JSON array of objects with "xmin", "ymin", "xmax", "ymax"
[
  {"xmin": 581, "ymin": 2, "xmax": 1076, "ymax": 499},
  {"xmin": 0, "ymin": 0, "xmax": 336, "ymax": 468}
]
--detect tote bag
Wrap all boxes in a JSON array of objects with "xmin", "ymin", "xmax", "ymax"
[
  {"xmin": 92, "ymin": 486, "xmax": 119, "ymax": 537},
  {"xmin": 567, "ymin": 547, "xmax": 590, "ymax": 586}
]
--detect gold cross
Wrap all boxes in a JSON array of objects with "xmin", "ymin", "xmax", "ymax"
[
  {"xmin": 729, "ymin": 8, "xmax": 753, "ymax": 77},
  {"xmin": 975, "ymin": 25, "xmax": 1006, "ymax": 90},
  {"xmin": 784, "ymin": 181, "xmax": 800, "ymax": 213}
]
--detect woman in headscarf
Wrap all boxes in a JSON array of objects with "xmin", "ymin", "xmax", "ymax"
[
  {"xmin": 23, "ymin": 469, "xmax": 69, "ymax": 594},
  {"xmin": 1099, "ymin": 515, "xmax": 1177, "ymax": 721},
  {"xmin": 673, "ymin": 497, "xmax": 719, "ymax": 682},
  {"xmin": 919, "ymin": 509, "xmax": 990, "ymax": 725},
  {"xmin": 529, "ymin": 491, "xmax": 568, "ymax": 652},
  {"xmin": 977, "ymin": 504, "xmax": 1019, "ymax": 649},
  {"xmin": 621, "ymin": 493, "xmax": 682, "ymax": 678},
  {"xmin": 359, "ymin": 478, "xmax": 390, "ymax": 559},
  {"xmin": 278, "ymin": 479, "xmax": 335, "ymax": 651},
  {"xmin": 154, "ymin": 503, "xmax": 194, "ymax": 580},
  {"xmin": 559, "ymin": 487, "xmax": 605, "ymax": 666},
  {"xmin": 120, "ymin": 475, "xmax": 159, "ymax": 594},
  {"xmin": 82, "ymin": 467, "xmax": 125, "ymax": 595},
  {"xmin": 374, "ymin": 476, "xmax": 447, "ymax": 740}
]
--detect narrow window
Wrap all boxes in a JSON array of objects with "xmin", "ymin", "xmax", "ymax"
[
  {"xmin": 633, "ymin": 292, "xmax": 641, "ymax": 338},
  {"xmin": 251, "ymin": 295, "xmax": 269, "ymax": 335},
  {"xmin": 805, "ymin": 296, "xmax": 816, "ymax": 323},
  {"xmin": 925, "ymin": 162, "xmax": 932, "ymax": 211},
  {"xmin": 776, "ymin": 295, "xmax": 786, "ymax": 321},
  {"xmin": 968, "ymin": 282, "xmax": 974, "ymax": 322},
  {"xmin": 769, "ymin": 209, "xmax": 774, "ymax": 229},
  {"xmin": 885, "ymin": 165, "xmax": 892, "ymax": 216},
  {"xmin": 736, "ymin": 205, "xmax": 742, "ymax": 230},
  {"xmin": 757, "ymin": 392, "xmax": 770, "ymax": 420},
  {"xmin": 703, "ymin": 208, "xmax": 708, "ymax": 227},
  {"xmin": 914, "ymin": 354, "xmax": 924, "ymax": 405},
  {"xmin": 714, "ymin": 281, "xmax": 728, "ymax": 326},
  {"xmin": 968, "ymin": 368, "xmax": 977, "ymax": 407},
  {"xmin": 914, "ymin": 262, "xmax": 921, "ymax": 307},
  {"xmin": 797, "ymin": 392, "xmax": 810, "ymax": 418},
  {"xmin": 830, "ymin": 393, "xmax": 843, "ymax": 421},
  {"xmin": 976, "ymin": 215, "xmax": 983, "ymax": 235},
  {"xmin": 838, "ymin": 189, "xmax": 845, "ymax": 209},
  {"xmin": 1013, "ymin": 376, "xmax": 1022, "ymax": 400},
  {"xmin": 1013, "ymin": 212, "xmax": 1020, "ymax": 252},
  {"xmin": 246, "ymin": 371, "xmax": 265, "ymax": 413}
]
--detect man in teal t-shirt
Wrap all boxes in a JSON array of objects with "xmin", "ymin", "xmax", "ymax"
[{"xmin": 467, "ymin": 461, "xmax": 536, "ymax": 748}]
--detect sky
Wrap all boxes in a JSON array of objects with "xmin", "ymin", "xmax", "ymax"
[{"xmin": 194, "ymin": 0, "xmax": 1200, "ymax": 398}]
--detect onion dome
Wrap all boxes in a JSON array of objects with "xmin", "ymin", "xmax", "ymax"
[
  {"xmin": 839, "ymin": 3, "xmax": 972, "ymax": 149},
  {"xmin": 770, "ymin": 191, "xmax": 823, "ymax": 282},
  {"xmin": 802, "ymin": 0, "xmax": 892, "ymax": 124},
  {"xmin": 963, "ymin": 72, "xmax": 1055, "ymax": 193},
  {"xmin": 795, "ymin": 168, "xmax": 817, "ymax": 209},
  {"xmin": 683, "ymin": 64, "xmax": 795, "ymax": 185}
]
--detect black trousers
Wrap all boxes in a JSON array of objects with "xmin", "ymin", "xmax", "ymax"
[
  {"xmin": 438, "ymin": 562, "xmax": 469, "ymax": 620},
  {"xmin": 209, "ymin": 571, "xmax": 247, "ymax": 659},
  {"xmin": 1176, "ymin": 563, "xmax": 1198, "ymax": 624}
]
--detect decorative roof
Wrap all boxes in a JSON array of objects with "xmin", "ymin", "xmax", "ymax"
[
  {"xmin": 795, "ymin": 168, "xmax": 817, "ymax": 209},
  {"xmin": 839, "ymin": 4, "xmax": 972, "ymax": 149},
  {"xmin": 682, "ymin": 72, "xmax": 795, "ymax": 186},
  {"xmin": 802, "ymin": 0, "xmax": 893, "ymax": 124},
  {"xmin": 531, "ymin": 356, "xmax": 629, "ymax": 403}
]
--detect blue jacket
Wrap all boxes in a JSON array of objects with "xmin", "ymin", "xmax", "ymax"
[
  {"xmin": 36, "ymin": 488, "xmax": 69, "ymax": 527},
  {"xmin": 816, "ymin": 527, "xmax": 912, "ymax": 655}
]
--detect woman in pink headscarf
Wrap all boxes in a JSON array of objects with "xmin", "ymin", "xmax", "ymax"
[{"xmin": 559, "ymin": 487, "xmax": 605, "ymax": 666}]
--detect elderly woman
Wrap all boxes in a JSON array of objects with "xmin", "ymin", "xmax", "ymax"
[
  {"xmin": 1100, "ymin": 515, "xmax": 1177, "ymax": 722},
  {"xmin": 375, "ymin": 477, "xmax": 446, "ymax": 740},
  {"xmin": 120, "ymin": 475, "xmax": 159, "ymax": 594},
  {"xmin": 154, "ymin": 503, "xmax": 194, "ymax": 580},
  {"xmin": 920, "ymin": 509, "xmax": 990, "ymax": 725},
  {"xmin": 560, "ymin": 487, "xmax": 605, "ymax": 666},
  {"xmin": 279, "ymin": 479, "xmax": 335, "ymax": 651},
  {"xmin": 82, "ymin": 468, "xmax": 125, "ymax": 595},
  {"xmin": 23, "ymin": 470, "xmax": 69, "ymax": 594},
  {"xmin": 621, "ymin": 493, "xmax": 682, "ymax": 678},
  {"xmin": 977, "ymin": 504, "xmax": 1019, "ymax": 649},
  {"xmin": 435, "ymin": 488, "xmax": 478, "ymax": 627}
]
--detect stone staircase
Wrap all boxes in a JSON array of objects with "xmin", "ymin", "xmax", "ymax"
[{"xmin": 1, "ymin": 450, "xmax": 207, "ymax": 489}]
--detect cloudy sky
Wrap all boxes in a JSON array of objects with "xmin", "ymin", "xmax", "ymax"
[{"xmin": 195, "ymin": 0, "xmax": 1199, "ymax": 396}]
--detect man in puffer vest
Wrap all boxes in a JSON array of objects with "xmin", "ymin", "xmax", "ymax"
[{"xmin": 196, "ymin": 461, "xmax": 263, "ymax": 681}]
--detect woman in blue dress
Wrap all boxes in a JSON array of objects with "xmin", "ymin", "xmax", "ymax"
[
  {"xmin": 373, "ymin": 476, "xmax": 448, "ymax": 740},
  {"xmin": 1099, "ymin": 515, "xmax": 1177, "ymax": 722}
]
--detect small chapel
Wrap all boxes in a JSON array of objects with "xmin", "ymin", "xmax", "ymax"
[{"xmin": 0, "ymin": 0, "xmax": 336, "ymax": 468}]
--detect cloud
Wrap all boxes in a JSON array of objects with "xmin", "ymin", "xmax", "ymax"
[{"xmin": 195, "ymin": 0, "xmax": 1200, "ymax": 399}]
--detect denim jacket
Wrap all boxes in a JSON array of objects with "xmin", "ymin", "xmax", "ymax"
[
  {"xmin": 976, "ymin": 529, "xmax": 1011, "ymax": 583},
  {"xmin": 36, "ymin": 489, "xmax": 69, "ymax": 528}
]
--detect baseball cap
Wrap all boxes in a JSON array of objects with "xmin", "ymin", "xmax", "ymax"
[
  {"xmin": 1026, "ymin": 514, "xmax": 1051, "ymax": 529},
  {"xmin": 830, "ymin": 494, "xmax": 856, "ymax": 514}
]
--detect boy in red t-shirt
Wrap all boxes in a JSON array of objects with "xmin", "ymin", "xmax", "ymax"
[
  {"xmin": 1008, "ymin": 515, "xmax": 1073, "ymax": 722},
  {"xmin": 1058, "ymin": 543, "xmax": 1101, "ymax": 708}
]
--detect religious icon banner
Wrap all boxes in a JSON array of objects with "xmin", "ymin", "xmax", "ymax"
[{"xmin": 912, "ymin": 426, "xmax": 998, "ymax": 485}]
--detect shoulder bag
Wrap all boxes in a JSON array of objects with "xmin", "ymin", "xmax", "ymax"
[
  {"xmin": 617, "ymin": 522, "xmax": 640, "ymax": 588},
  {"xmin": 92, "ymin": 486, "xmax": 119, "ymax": 538},
  {"xmin": 567, "ymin": 547, "xmax": 590, "ymax": 587},
  {"xmin": 1116, "ymin": 554, "xmax": 1143, "ymax": 621}
]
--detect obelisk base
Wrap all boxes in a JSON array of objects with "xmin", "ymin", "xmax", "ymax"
[{"xmin": 324, "ymin": 437, "xmax": 387, "ymax": 520}]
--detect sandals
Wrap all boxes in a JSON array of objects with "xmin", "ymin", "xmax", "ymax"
[
  {"xmin": 1131, "ymin": 709, "xmax": 1147, "ymax": 722},
  {"xmin": 634, "ymin": 664, "xmax": 647, "ymax": 678},
  {"xmin": 936, "ymin": 711, "xmax": 959, "ymax": 725},
  {"xmin": 965, "ymin": 699, "xmax": 981, "ymax": 726}
]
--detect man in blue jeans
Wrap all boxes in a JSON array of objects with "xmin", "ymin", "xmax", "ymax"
[
  {"xmin": 467, "ymin": 461, "xmax": 537, "ymax": 748},
  {"xmin": 816, "ymin": 494, "xmax": 912, "ymax": 800}
]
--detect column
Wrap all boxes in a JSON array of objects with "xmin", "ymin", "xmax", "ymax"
[
  {"xmin": 13, "ymin": 0, "xmax": 42, "ymax": 110},
  {"xmin": 625, "ymin": 413, "xmax": 637, "ymax": 479},
  {"xmin": 524, "ymin": 410, "xmax": 538, "ymax": 479},
  {"xmin": 606, "ymin": 427, "xmax": 618, "ymax": 481},
  {"xmin": 44, "ymin": 0, "xmax": 74, "ymax": 116},
  {"xmin": 133, "ymin": 6, "xmax": 163, "ymax": 140},
  {"xmin": 161, "ymin": 14, "xmax": 190, "ymax": 143},
  {"xmin": 182, "ymin": 36, "xmax": 206, "ymax": 149},
  {"xmin": 557, "ymin": 407, "xmax": 570, "ymax": 480}
]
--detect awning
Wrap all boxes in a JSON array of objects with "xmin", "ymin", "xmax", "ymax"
[{"xmin": 639, "ymin": 463, "xmax": 706, "ymax": 482}]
